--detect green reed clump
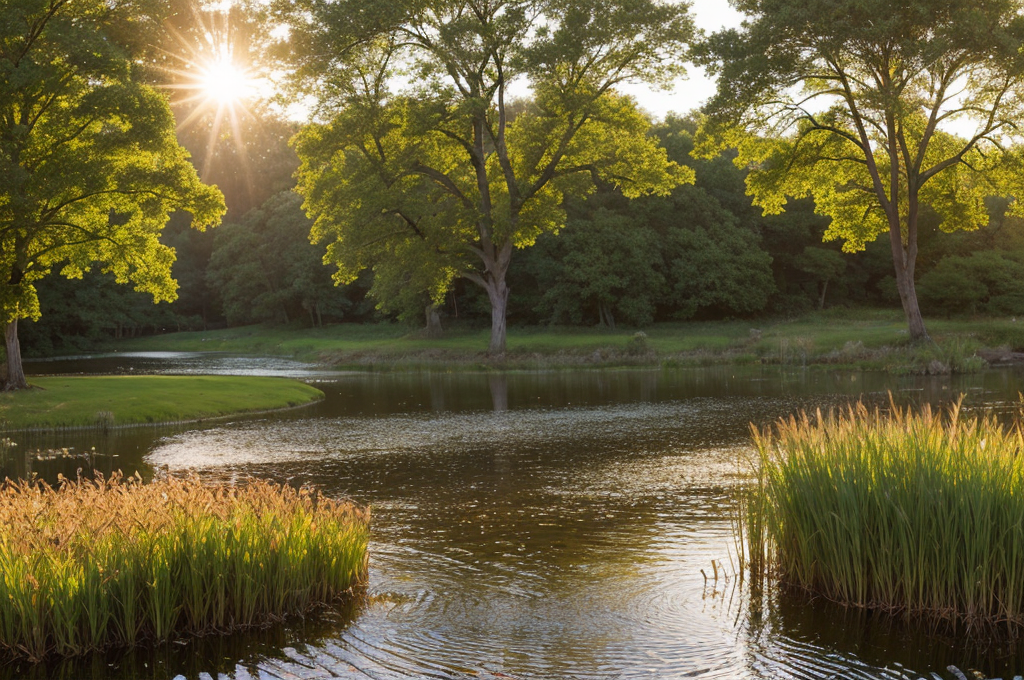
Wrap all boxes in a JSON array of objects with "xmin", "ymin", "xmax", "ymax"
[
  {"xmin": 745, "ymin": 400, "xmax": 1024, "ymax": 627},
  {"xmin": 0, "ymin": 472, "xmax": 369, "ymax": 661}
]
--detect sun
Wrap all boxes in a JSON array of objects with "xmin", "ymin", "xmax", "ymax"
[{"xmin": 197, "ymin": 57, "xmax": 254, "ymax": 106}]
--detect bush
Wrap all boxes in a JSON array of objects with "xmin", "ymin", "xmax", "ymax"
[
  {"xmin": 0, "ymin": 473, "xmax": 369, "ymax": 661},
  {"xmin": 918, "ymin": 250, "xmax": 1024, "ymax": 316}
]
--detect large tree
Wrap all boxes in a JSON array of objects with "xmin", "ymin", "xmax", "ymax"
[
  {"xmin": 696, "ymin": 0, "xmax": 1024, "ymax": 341},
  {"xmin": 0, "ymin": 0, "xmax": 224, "ymax": 389},
  {"xmin": 279, "ymin": 0, "xmax": 695, "ymax": 354}
]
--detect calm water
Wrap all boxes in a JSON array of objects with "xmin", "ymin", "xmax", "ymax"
[{"xmin": 7, "ymin": 353, "xmax": 1024, "ymax": 680}]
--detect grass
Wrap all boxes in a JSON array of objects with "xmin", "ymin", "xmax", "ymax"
[
  {"xmin": 101, "ymin": 308, "xmax": 1024, "ymax": 372},
  {"xmin": 0, "ymin": 376, "xmax": 323, "ymax": 430},
  {"xmin": 743, "ymin": 399, "xmax": 1024, "ymax": 629},
  {"xmin": 0, "ymin": 472, "xmax": 369, "ymax": 661}
]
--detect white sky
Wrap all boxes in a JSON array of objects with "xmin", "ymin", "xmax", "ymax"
[
  {"xmin": 618, "ymin": 0, "xmax": 744, "ymax": 120},
  {"xmin": 269, "ymin": 1, "xmax": 744, "ymax": 122}
]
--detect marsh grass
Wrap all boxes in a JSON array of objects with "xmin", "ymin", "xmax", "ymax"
[
  {"xmin": 0, "ymin": 472, "xmax": 369, "ymax": 661},
  {"xmin": 745, "ymin": 399, "xmax": 1024, "ymax": 630}
]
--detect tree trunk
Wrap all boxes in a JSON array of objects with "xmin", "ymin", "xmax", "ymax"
[
  {"xmin": 895, "ymin": 269, "xmax": 928, "ymax": 340},
  {"xmin": 887, "ymin": 221, "xmax": 929, "ymax": 342},
  {"xmin": 4, "ymin": 319, "xmax": 28, "ymax": 391},
  {"xmin": 424, "ymin": 303, "xmax": 443, "ymax": 339},
  {"xmin": 486, "ymin": 278, "xmax": 509, "ymax": 356},
  {"xmin": 818, "ymin": 279, "xmax": 829, "ymax": 310},
  {"xmin": 601, "ymin": 304, "xmax": 615, "ymax": 329}
]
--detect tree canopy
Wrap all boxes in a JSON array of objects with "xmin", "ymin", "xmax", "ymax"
[
  {"xmin": 0, "ymin": 0, "xmax": 225, "ymax": 388},
  {"xmin": 208, "ymin": 191, "xmax": 367, "ymax": 326},
  {"xmin": 696, "ymin": 0, "xmax": 1024, "ymax": 341},
  {"xmin": 280, "ymin": 0, "xmax": 696, "ymax": 353}
]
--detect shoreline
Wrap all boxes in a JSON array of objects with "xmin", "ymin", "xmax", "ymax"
[
  {"xmin": 3, "ymin": 395, "xmax": 324, "ymax": 434},
  {"xmin": 0, "ymin": 375, "xmax": 325, "ymax": 432}
]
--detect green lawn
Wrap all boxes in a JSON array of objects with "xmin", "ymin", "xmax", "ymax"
[
  {"xmin": 106, "ymin": 309, "xmax": 1024, "ymax": 364},
  {"xmin": 0, "ymin": 376, "xmax": 323, "ymax": 429}
]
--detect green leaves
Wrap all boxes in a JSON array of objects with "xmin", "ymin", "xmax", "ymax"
[
  {"xmin": 284, "ymin": 0, "xmax": 694, "ymax": 343},
  {"xmin": 0, "ymin": 0, "xmax": 226, "ymax": 326},
  {"xmin": 698, "ymin": 0, "xmax": 1024, "ymax": 251}
]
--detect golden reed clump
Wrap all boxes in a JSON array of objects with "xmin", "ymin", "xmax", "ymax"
[
  {"xmin": 0, "ymin": 472, "xmax": 369, "ymax": 661},
  {"xmin": 742, "ymin": 398, "xmax": 1024, "ymax": 630}
]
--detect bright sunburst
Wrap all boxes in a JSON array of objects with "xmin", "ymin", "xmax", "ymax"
[
  {"xmin": 157, "ymin": 7, "xmax": 263, "ymax": 184},
  {"xmin": 196, "ymin": 56, "xmax": 255, "ymax": 106}
]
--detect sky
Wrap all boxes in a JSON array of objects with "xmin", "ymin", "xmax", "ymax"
[
  {"xmin": 617, "ymin": 0, "xmax": 745, "ymax": 120},
  {"xmin": 266, "ymin": 0, "xmax": 746, "ymax": 122}
]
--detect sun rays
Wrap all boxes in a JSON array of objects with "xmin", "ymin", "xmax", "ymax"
[{"xmin": 156, "ymin": 4, "xmax": 262, "ymax": 185}]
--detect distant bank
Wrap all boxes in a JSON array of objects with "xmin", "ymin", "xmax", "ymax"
[{"xmin": 98, "ymin": 309, "xmax": 1024, "ymax": 375}]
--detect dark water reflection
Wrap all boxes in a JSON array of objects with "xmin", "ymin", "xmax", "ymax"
[{"xmin": 7, "ymin": 356, "xmax": 1024, "ymax": 679}]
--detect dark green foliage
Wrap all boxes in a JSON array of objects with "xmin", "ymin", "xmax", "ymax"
[
  {"xmin": 516, "ymin": 115, "xmax": 776, "ymax": 327},
  {"xmin": 654, "ymin": 186, "xmax": 775, "ymax": 320},
  {"xmin": 532, "ymin": 208, "xmax": 664, "ymax": 327},
  {"xmin": 207, "ymin": 192, "xmax": 370, "ymax": 327},
  {"xmin": 19, "ymin": 273, "xmax": 189, "ymax": 357},
  {"xmin": 919, "ymin": 251, "xmax": 1024, "ymax": 316}
]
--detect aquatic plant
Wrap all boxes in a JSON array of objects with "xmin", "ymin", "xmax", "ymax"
[
  {"xmin": 0, "ymin": 472, "xmax": 369, "ymax": 661},
  {"xmin": 744, "ymin": 400, "xmax": 1024, "ymax": 628}
]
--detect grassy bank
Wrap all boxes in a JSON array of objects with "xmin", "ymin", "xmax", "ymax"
[
  {"xmin": 104, "ymin": 309, "xmax": 1024, "ymax": 372},
  {"xmin": 744, "ymin": 401, "xmax": 1024, "ymax": 628},
  {"xmin": 0, "ymin": 376, "xmax": 323, "ymax": 430},
  {"xmin": 0, "ymin": 473, "xmax": 369, "ymax": 661}
]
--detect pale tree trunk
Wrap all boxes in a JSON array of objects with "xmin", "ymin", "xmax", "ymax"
[
  {"xmin": 4, "ymin": 319, "xmax": 28, "ymax": 391},
  {"xmin": 818, "ymin": 279, "xmax": 829, "ymax": 310},
  {"xmin": 486, "ymin": 279, "xmax": 509, "ymax": 355},
  {"xmin": 424, "ymin": 303, "xmax": 443, "ymax": 339},
  {"xmin": 888, "ymin": 205, "xmax": 929, "ymax": 342}
]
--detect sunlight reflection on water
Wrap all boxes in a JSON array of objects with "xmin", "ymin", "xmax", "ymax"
[{"xmin": 10, "ymin": 357, "xmax": 1024, "ymax": 678}]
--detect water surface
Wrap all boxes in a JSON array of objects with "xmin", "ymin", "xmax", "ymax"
[{"xmin": 8, "ymin": 355, "xmax": 1024, "ymax": 679}]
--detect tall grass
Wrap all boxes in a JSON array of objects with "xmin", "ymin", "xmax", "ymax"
[
  {"xmin": 745, "ymin": 400, "xmax": 1024, "ymax": 628},
  {"xmin": 0, "ymin": 472, "xmax": 369, "ymax": 661}
]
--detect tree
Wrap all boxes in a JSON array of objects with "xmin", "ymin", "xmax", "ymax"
[
  {"xmin": 0, "ymin": 0, "xmax": 224, "ymax": 389},
  {"xmin": 167, "ymin": 108, "xmax": 301, "ymax": 329},
  {"xmin": 793, "ymin": 247, "xmax": 847, "ymax": 310},
  {"xmin": 532, "ymin": 205, "xmax": 666, "ymax": 327},
  {"xmin": 21, "ymin": 271, "xmax": 184, "ymax": 355},
  {"xmin": 696, "ymin": 0, "xmax": 1024, "ymax": 341},
  {"xmin": 919, "ymin": 250, "xmax": 1024, "ymax": 315},
  {"xmin": 207, "ymin": 191, "xmax": 365, "ymax": 326},
  {"xmin": 280, "ymin": 0, "xmax": 695, "ymax": 354}
]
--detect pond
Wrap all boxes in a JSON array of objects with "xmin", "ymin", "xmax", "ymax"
[{"xmin": 7, "ymin": 353, "xmax": 1024, "ymax": 679}]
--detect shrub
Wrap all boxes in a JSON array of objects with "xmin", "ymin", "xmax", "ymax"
[
  {"xmin": 744, "ymin": 400, "xmax": 1024, "ymax": 628},
  {"xmin": 0, "ymin": 472, "xmax": 369, "ymax": 661},
  {"xmin": 918, "ymin": 250, "xmax": 1024, "ymax": 316}
]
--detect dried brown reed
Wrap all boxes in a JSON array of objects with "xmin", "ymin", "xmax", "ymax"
[{"xmin": 0, "ymin": 472, "xmax": 369, "ymax": 661}]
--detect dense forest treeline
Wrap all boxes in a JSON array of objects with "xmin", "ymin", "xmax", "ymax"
[{"xmin": 20, "ymin": 112, "xmax": 1023, "ymax": 358}]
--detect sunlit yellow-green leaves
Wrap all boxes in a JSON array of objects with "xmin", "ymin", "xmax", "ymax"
[
  {"xmin": 283, "ymin": 0, "xmax": 694, "ymax": 332},
  {"xmin": 0, "ymin": 0, "xmax": 225, "ymax": 326},
  {"xmin": 697, "ymin": 0, "xmax": 1024, "ymax": 253}
]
